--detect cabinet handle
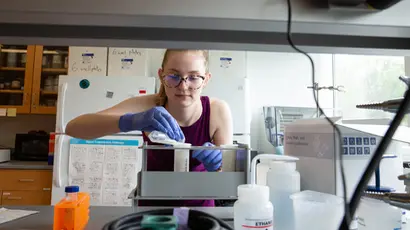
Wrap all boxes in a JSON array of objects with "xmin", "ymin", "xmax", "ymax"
[
  {"xmin": 7, "ymin": 197, "xmax": 22, "ymax": 200},
  {"xmin": 19, "ymin": 179, "xmax": 35, "ymax": 182}
]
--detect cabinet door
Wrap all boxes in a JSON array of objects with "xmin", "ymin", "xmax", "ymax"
[
  {"xmin": 31, "ymin": 45, "xmax": 68, "ymax": 114},
  {"xmin": 0, "ymin": 45, "xmax": 35, "ymax": 114}
]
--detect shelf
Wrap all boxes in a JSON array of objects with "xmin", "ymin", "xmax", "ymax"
[
  {"xmin": 0, "ymin": 67, "xmax": 25, "ymax": 71},
  {"xmin": 42, "ymin": 68, "xmax": 67, "ymax": 73},
  {"xmin": 0, "ymin": 89, "xmax": 24, "ymax": 94},
  {"xmin": 32, "ymin": 106, "xmax": 56, "ymax": 115},
  {"xmin": 40, "ymin": 90, "xmax": 57, "ymax": 95}
]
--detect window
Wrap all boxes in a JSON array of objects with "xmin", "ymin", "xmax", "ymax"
[{"xmin": 334, "ymin": 54, "xmax": 407, "ymax": 120}]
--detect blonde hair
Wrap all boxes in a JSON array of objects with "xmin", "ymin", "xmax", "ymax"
[{"xmin": 155, "ymin": 49, "xmax": 209, "ymax": 106}]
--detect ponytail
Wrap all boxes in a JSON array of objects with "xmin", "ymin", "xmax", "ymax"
[{"xmin": 156, "ymin": 83, "xmax": 167, "ymax": 106}]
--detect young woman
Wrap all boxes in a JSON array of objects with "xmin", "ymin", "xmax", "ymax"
[{"xmin": 66, "ymin": 49, "xmax": 233, "ymax": 207}]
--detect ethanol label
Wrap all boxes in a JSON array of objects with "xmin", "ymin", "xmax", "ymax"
[{"xmin": 239, "ymin": 218, "xmax": 273, "ymax": 230}]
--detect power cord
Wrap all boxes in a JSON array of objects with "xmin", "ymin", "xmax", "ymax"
[
  {"xmin": 339, "ymin": 84, "xmax": 410, "ymax": 229},
  {"xmin": 285, "ymin": 0, "xmax": 351, "ymax": 228},
  {"xmin": 102, "ymin": 208, "xmax": 234, "ymax": 230}
]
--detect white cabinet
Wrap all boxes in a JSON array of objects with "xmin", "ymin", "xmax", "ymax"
[
  {"xmin": 208, "ymin": 50, "xmax": 246, "ymax": 78},
  {"xmin": 68, "ymin": 47, "xmax": 108, "ymax": 76},
  {"xmin": 107, "ymin": 48, "xmax": 148, "ymax": 76}
]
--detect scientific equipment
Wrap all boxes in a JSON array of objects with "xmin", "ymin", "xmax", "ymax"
[
  {"xmin": 234, "ymin": 184, "xmax": 274, "ymax": 230},
  {"xmin": 290, "ymin": 190, "xmax": 344, "ymax": 230},
  {"xmin": 284, "ymin": 117, "xmax": 408, "ymax": 200},
  {"xmin": 262, "ymin": 106, "xmax": 322, "ymax": 154},
  {"xmin": 356, "ymin": 76, "xmax": 410, "ymax": 114},
  {"xmin": 129, "ymin": 142, "xmax": 251, "ymax": 209},
  {"xmin": 53, "ymin": 186, "xmax": 90, "ymax": 230},
  {"xmin": 251, "ymin": 154, "xmax": 300, "ymax": 230}
]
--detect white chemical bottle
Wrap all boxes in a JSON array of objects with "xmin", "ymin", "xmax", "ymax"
[
  {"xmin": 234, "ymin": 184, "xmax": 274, "ymax": 230},
  {"xmin": 267, "ymin": 159, "xmax": 300, "ymax": 230}
]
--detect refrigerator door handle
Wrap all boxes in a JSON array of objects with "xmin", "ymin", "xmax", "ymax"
[
  {"xmin": 54, "ymin": 135, "xmax": 64, "ymax": 187},
  {"xmin": 56, "ymin": 82, "xmax": 68, "ymax": 133}
]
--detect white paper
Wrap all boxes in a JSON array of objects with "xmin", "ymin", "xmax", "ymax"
[
  {"xmin": 0, "ymin": 208, "xmax": 39, "ymax": 225},
  {"xmin": 68, "ymin": 138, "xmax": 140, "ymax": 206}
]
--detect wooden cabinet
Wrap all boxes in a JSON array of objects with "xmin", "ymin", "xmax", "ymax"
[
  {"xmin": 0, "ymin": 44, "xmax": 68, "ymax": 114},
  {"xmin": 0, "ymin": 169, "xmax": 53, "ymax": 205}
]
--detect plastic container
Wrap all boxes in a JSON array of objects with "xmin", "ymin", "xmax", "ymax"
[
  {"xmin": 357, "ymin": 197, "xmax": 402, "ymax": 230},
  {"xmin": 256, "ymin": 158, "xmax": 271, "ymax": 186},
  {"xmin": 290, "ymin": 190, "xmax": 344, "ymax": 230},
  {"xmin": 173, "ymin": 143, "xmax": 192, "ymax": 172},
  {"xmin": 267, "ymin": 160, "xmax": 300, "ymax": 230},
  {"xmin": 234, "ymin": 184, "xmax": 274, "ymax": 230},
  {"xmin": 54, "ymin": 186, "xmax": 90, "ymax": 230}
]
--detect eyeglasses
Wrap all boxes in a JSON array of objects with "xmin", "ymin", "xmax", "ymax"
[{"xmin": 162, "ymin": 74, "xmax": 205, "ymax": 90}]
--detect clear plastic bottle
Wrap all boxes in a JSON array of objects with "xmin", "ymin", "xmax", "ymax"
[
  {"xmin": 234, "ymin": 184, "xmax": 274, "ymax": 230},
  {"xmin": 64, "ymin": 185, "xmax": 79, "ymax": 230},
  {"xmin": 65, "ymin": 185, "xmax": 79, "ymax": 202}
]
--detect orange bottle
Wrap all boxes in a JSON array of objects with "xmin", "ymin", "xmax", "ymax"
[{"xmin": 53, "ymin": 186, "xmax": 90, "ymax": 230}]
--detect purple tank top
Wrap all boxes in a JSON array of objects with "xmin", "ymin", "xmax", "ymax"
[{"xmin": 138, "ymin": 96, "xmax": 215, "ymax": 207}]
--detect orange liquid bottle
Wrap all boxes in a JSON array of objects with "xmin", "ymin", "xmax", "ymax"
[{"xmin": 54, "ymin": 186, "xmax": 90, "ymax": 230}]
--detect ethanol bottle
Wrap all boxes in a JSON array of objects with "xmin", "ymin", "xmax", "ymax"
[{"xmin": 234, "ymin": 184, "xmax": 274, "ymax": 230}]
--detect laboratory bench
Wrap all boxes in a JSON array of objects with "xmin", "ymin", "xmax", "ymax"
[
  {"xmin": 0, "ymin": 205, "xmax": 234, "ymax": 229},
  {"xmin": 0, "ymin": 162, "xmax": 53, "ymax": 206}
]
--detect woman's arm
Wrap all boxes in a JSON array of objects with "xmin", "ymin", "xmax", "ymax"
[
  {"xmin": 65, "ymin": 94, "xmax": 156, "ymax": 140},
  {"xmin": 210, "ymin": 99, "xmax": 234, "ymax": 146}
]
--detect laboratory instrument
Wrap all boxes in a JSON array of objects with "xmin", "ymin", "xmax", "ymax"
[
  {"xmin": 356, "ymin": 76, "xmax": 410, "ymax": 114},
  {"xmin": 52, "ymin": 75, "xmax": 155, "ymax": 206},
  {"xmin": 285, "ymin": 117, "xmax": 408, "ymax": 200},
  {"xmin": 129, "ymin": 142, "xmax": 251, "ymax": 209},
  {"xmin": 234, "ymin": 184, "xmax": 273, "ymax": 230}
]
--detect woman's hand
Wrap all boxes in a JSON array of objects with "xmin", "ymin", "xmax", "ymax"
[
  {"xmin": 118, "ymin": 106, "xmax": 185, "ymax": 141},
  {"xmin": 192, "ymin": 142, "xmax": 222, "ymax": 172}
]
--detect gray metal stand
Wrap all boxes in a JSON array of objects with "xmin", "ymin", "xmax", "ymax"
[{"xmin": 128, "ymin": 142, "xmax": 251, "ymax": 211}]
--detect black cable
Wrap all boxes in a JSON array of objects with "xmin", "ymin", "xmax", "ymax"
[
  {"xmin": 285, "ymin": 0, "xmax": 351, "ymax": 228},
  {"xmin": 102, "ymin": 208, "xmax": 234, "ymax": 230},
  {"xmin": 339, "ymin": 85, "xmax": 410, "ymax": 229}
]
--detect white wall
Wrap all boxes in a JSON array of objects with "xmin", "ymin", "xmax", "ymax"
[{"xmin": 246, "ymin": 51, "xmax": 334, "ymax": 152}]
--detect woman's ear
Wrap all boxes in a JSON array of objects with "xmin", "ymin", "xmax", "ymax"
[
  {"xmin": 204, "ymin": 72, "xmax": 212, "ymax": 86},
  {"xmin": 157, "ymin": 68, "xmax": 163, "ymax": 78}
]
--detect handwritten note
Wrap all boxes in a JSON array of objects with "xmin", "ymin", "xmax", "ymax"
[
  {"xmin": 105, "ymin": 146, "xmax": 122, "ymax": 162},
  {"xmin": 110, "ymin": 48, "xmax": 142, "ymax": 57}
]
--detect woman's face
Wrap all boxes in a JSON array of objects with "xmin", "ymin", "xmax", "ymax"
[{"xmin": 159, "ymin": 51, "xmax": 210, "ymax": 107}]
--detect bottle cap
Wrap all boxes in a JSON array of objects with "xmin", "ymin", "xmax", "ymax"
[
  {"xmin": 238, "ymin": 184, "xmax": 269, "ymax": 202},
  {"xmin": 65, "ymin": 185, "xmax": 79, "ymax": 193}
]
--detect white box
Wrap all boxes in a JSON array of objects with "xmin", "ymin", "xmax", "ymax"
[
  {"xmin": 208, "ymin": 50, "xmax": 246, "ymax": 78},
  {"xmin": 108, "ymin": 48, "xmax": 148, "ymax": 76},
  {"xmin": 68, "ymin": 47, "xmax": 108, "ymax": 76}
]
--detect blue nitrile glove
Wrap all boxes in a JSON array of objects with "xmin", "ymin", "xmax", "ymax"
[
  {"xmin": 192, "ymin": 142, "xmax": 222, "ymax": 172},
  {"xmin": 118, "ymin": 106, "xmax": 185, "ymax": 142}
]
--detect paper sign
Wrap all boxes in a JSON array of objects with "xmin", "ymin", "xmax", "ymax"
[
  {"xmin": 0, "ymin": 108, "xmax": 6, "ymax": 116},
  {"xmin": 6, "ymin": 108, "xmax": 16, "ymax": 117}
]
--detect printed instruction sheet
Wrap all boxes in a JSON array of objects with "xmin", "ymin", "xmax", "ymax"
[{"xmin": 69, "ymin": 138, "xmax": 141, "ymax": 206}]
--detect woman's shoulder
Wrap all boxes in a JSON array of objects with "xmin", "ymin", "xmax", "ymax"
[{"xmin": 209, "ymin": 97, "xmax": 230, "ymax": 112}]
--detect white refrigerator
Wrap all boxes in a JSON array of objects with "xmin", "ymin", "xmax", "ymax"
[
  {"xmin": 201, "ymin": 50, "xmax": 251, "ymax": 172},
  {"xmin": 52, "ymin": 75, "xmax": 156, "ymax": 206}
]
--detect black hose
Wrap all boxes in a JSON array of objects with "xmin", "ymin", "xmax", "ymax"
[{"xmin": 102, "ymin": 208, "xmax": 234, "ymax": 230}]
